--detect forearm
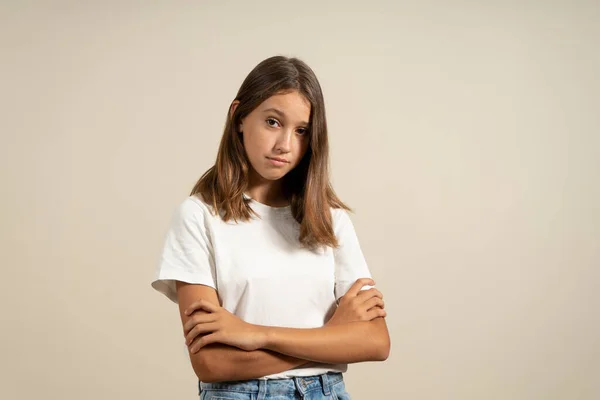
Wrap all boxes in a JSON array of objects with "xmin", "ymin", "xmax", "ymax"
[
  {"xmin": 262, "ymin": 318, "xmax": 390, "ymax": 364},
  {"xmin": 191, "ymin": 343, "xmax": 311, "ymax": 383}
]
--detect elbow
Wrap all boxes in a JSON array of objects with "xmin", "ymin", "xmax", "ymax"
[
  {"xmin": 371, "ymin": 330, "xmax": 391, "ymax": 361},
  {"xmin": 374, "ymin": 339, "xmax": 390, "ymax": 361},
  {"xmin": 191, "ymin": 352, "xmax": 221, "ymax": 383},
  {"xmin": 368, "ymin": 317, "xmax": 390, "ymax": 361}
]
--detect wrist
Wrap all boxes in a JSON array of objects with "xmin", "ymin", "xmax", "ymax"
[
  {"xmin": 253, "ymin": 324, "xmax": 273, "ymax": 350},
  {"xmin": 260, "ymin": 325, "xmax": 276, "ymax": 350}
]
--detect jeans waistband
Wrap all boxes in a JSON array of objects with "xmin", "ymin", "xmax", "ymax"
[{"xmin": 199, "ymin": 371, "xmax": 343, "ymax": 397}]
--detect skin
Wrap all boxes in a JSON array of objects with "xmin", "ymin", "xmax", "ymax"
[
  {"xmin": 183, "ymin": 279, "xmax": 388, "ymax": 364},
  {"xmin": 176, "ymin": 278, "xmax": 387, "ymax": 382},
  {"xmin": 231, "ymin": 90, "xmax": 311, "ymax": 206},
  {"xmin": 176, "ymin": 90, "xmax": 390, "ymax": 382}
]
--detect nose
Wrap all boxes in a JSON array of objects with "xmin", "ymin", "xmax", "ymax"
[{"xmin": 275, "ymin": 129, "xmax": 293, "ymax": 153}]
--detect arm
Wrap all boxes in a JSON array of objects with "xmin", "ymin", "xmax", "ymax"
[
  {"xmin": 261, "ymin": 316, "xmax": 390, "ymax": 364},
  {"xmin": 184, "ymin": 279, "xmax": 390, "ymax": 366},
  {"xmin": 191, "ymin": 343, "xmax": 309, "ymax": 383},
  {"xmin": 176, "ymin": 281, "xmax": 312, "ymax": 382},
  {"xmin": 195, "ymin": 318, "xmax": 390, "ymax": 380},
  {"xmin": 262, "ymin": 278, "xmax": 391, "ymax": 364}
]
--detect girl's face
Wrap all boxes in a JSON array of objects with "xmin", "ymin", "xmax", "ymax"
[{"xmin": 233, "ymin": 90, "xmax": 311, "ymax": 183}]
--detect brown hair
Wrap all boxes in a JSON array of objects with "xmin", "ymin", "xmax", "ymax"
[{"xmin": 190, "ymin": 55, "xmax": 350, "ymax": 249}]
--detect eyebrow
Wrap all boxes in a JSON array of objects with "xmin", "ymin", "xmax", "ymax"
[{"xmin": 262, "ymin": 107, "xmax": 309, "ymax": 127}]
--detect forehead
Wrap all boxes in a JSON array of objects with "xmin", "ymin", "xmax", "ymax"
[{"xmin": 258, "ymin": 91, "xmax": 311, "ymax": 124}]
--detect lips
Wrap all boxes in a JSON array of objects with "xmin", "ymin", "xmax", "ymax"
[{"xmin": 268, "ymin": 157, "xmax": 289, "ymax": 163}]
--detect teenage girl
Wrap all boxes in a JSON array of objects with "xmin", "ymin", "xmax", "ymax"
[{"xmin": 151, "ymin": 55, "xmax": 390, "ymax": 400}]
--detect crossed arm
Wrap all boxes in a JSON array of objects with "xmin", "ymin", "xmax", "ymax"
[
  {"xmin": 176, "ymin": 281, "xmax": 390, "ymax": 383},
  {"xmin": 187, "ymin": 343, "xmax": 308, "ymax": 383}
]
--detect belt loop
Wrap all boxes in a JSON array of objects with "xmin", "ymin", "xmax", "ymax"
[
  {"xmin": 321, "ymin": 373, "xmax": 331, "ymax": 395},
  {"xmin": 293, "ymin": 377, "xmax": 307, "ymax": 396},
  {"xmin": 258, "ymin": 379, "xmax": 267, "ymax": 399}
]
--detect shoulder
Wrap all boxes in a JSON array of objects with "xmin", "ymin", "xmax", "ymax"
[
  {"xmin": 330, "ymin": 206, "xmax": 354, "ymax": 234},
  {"xmin": 330, "ymin": 206, "xmax": 347, "ymax": 221},
  {"xmin": 171, "ymin": 194, "xmax": 213, "ymax": 225}
]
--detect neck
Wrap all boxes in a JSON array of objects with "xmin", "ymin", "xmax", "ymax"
[{"xmin": 246, "ymin": 169, "xmax": 288, "ymax": 207}]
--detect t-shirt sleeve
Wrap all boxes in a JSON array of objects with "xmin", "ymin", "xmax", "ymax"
[
  {"xmin": 333, "ymin": 208, "xmax": 374, "ymax": 302},
  {"xmin": 150, "ymin": 197, "xmax": 217, "ymax": 304}
]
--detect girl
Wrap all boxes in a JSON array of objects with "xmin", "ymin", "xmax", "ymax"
[{"xmin": 151, "ymin": 55, "xmax": 390, "ymax": 400}]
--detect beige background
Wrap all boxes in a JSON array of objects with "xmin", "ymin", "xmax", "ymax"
[{"xmin": 1, "ymin": 1, "xmax": 599, "ymax": 399}]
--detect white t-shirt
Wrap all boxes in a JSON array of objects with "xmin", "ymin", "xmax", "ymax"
[{"xmin": 151, "ymin": 193, "xmax": 373, "ymax": 379}]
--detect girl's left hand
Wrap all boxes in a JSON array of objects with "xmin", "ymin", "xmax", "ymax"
[{"xmin": 183, "ymin": 299, "xmax": 267, "ymax": 353}]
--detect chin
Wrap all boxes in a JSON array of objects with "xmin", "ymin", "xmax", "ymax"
[{"xmin": 258, "ymin": 170, "xmax": 288, "ymax": 181}]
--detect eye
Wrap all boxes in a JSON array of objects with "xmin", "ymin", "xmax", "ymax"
[
  {"xmin": 297, "ymin": 128, "xmax": 308, "ymax": 136},
  {"xmin": 266, "ymin": 118, "xmax": 280, "ymax": 128}
]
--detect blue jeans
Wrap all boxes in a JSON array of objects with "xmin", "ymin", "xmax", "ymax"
[{"xmin": 198, "ymin": 372, "xmax": 351, "ymax": 399}]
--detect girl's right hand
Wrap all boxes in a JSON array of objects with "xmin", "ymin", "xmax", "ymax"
[{"xmin": 325, "ymin": 278, "xmax": 386, "ymax": 326}]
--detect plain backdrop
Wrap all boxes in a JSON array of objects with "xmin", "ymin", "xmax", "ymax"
[{"xmin": 1, "ymin": 1, "xmax": 599, "ymax": 399}]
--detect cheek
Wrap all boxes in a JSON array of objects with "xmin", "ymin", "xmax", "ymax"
[
  {"xmin": 242, "ymin": 130, "xmax": 272, "ymax": 168},
  {"xmin": 296, "ymin": 138, "xmax": 310, "ymax": 157},
  {"xmin": 242, "ymin": 131, "xmax": 261, "ymax": 157},
  {"xmin": 290, "ymin": 141, "xmax": 309, "ymax": 167}
]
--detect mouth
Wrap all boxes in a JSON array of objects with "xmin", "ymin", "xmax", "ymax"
[
  {"xmin": 267, "ymin": 156, "xmax": 290, "ymax": 166},
  {"xmin": 267, "ymin": 157, "xmax": 289, "ymax": 163}
]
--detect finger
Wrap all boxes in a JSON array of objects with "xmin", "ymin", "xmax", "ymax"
[
  {"xmin": 185, "ymin": 322, "xmax": 219, "ymax": 346},
  {"xmin": 345, "ymin": 278, "xmax": 376, "ymax": 298},
  {"xmin": 362, "ymin": 297, "xmax": 385, "ymax": 311},
  {"xmin": 184, "ymin": 299, "xmax": 218, "ymax": 316},
  {"xmin": 183, "ymin": 313, "xmax": 216, "ymax": 335},
  {"xmin": 366, "ymin": 307, "xmax": 387, "ymax": 320},
  {"xmin": 184, "ymin": 299, "xmax": 219, "ymax": 316},
  {"xmin": 190, "ymin": 333, "xmax": 219, "ymax": 353},
  {"xmin": 356, "ymin": 288, "xmax": 383, "ymax": 301}
]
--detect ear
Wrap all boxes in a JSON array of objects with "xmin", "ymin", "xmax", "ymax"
[{"xmin": 230, "ymin": 100, "xmax": 242, "ymax": 132}]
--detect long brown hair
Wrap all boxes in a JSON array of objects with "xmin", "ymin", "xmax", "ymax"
[{"xmin": 190, "ymin": 55, "xmax": 350, "ymax": 249}]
